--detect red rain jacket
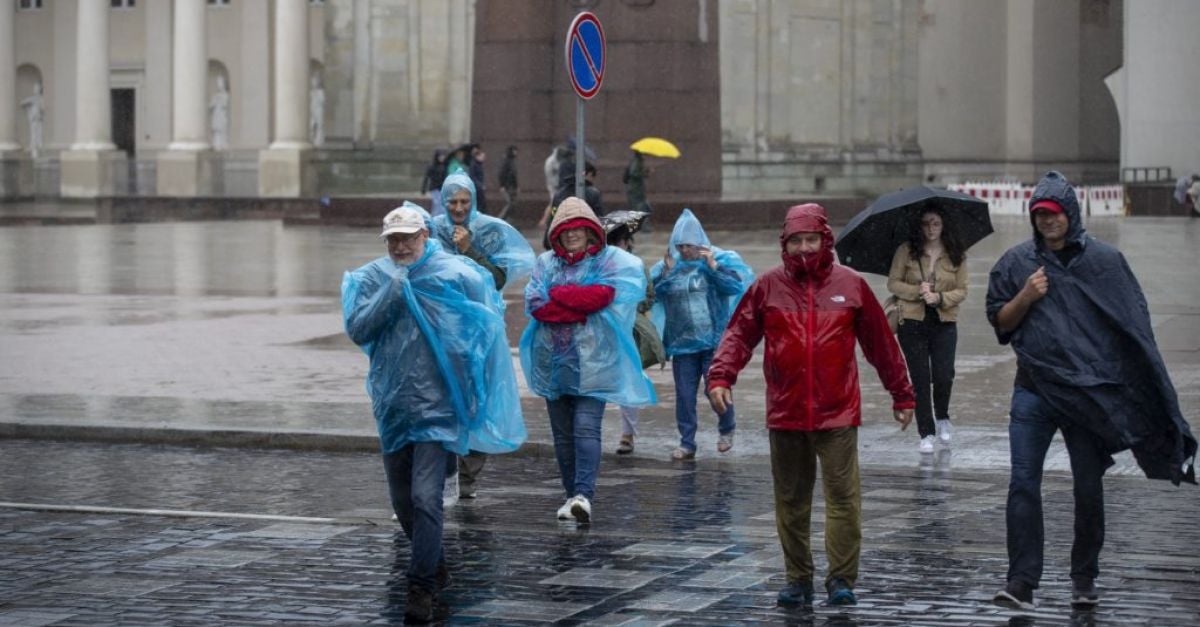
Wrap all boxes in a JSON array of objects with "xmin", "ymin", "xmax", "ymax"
[{"xmin": 707, "ymin": 204, "xmax": 915, "ymax": 431}]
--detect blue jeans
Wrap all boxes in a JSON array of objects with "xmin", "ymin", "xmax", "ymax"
[
  {"xmin": 382, "ymin": 442, "xmax": 453, "ymax": 591},
  {"xmin": 546, "ymin": 395, "xmax": 605, "ymax": 500},
  {"xmin": 672, "ymin": 350, "xmax": 735, "ymax": 452},
  {"xmin": 1006, "ymin": 386, "xmax": 1107, "ymax": 589}
]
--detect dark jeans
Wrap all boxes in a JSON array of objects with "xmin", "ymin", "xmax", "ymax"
[
  {"xmin": 897, "ymin": 316, "xmax": 957, "ymax": 437},
  {"xmin": 546, "ymin": 395, "xmax": 606, "ymax": 500},
  {"xmin": 1006, "ymin": 386, "xmax": 1107, "ymax": 589},
  {"xmin": 382, "ymin": 442, "xmax": 454, "ymax": 591},
  {"xmin": 672, "ymin": 350, "xmax": 735, "ymax": 452}
]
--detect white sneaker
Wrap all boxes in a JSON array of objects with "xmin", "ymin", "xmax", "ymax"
[
  {"xmin": 919, "ymin": 435, "xmax": 936, "ymax": 454},
  {"xmin": 936, "ymin": 419, "xmax": 953, "ymax": 447},
  {"xmin": 569, "ymin": 495, "xmax": 591, "ymax": 524},
  {"xmin": 443, "ymin": 473, "xmax": 459, "ymax": 509},
  {"xmin": 556, "ymin": 498, "xmax": 573, "ymax": 521}
]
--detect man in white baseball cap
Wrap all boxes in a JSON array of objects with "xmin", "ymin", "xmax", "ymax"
[{"xmin": 343, "ymin": 202, "xmax": 526, "ymax": 623}]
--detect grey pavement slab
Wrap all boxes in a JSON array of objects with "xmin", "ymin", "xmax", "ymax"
[
  {"xmin": 1, "ymin": 439, "xmax": 1198, "ymax": 625},
  {"xmin": 2, "ymin": 217, "xmax": 1198, "ymax": 481}
]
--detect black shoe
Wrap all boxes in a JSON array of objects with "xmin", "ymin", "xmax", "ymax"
[
  {"xmin": 993, "ymin": 580, "xmax": 1036, "ymax": 610},
  {"xmin": 1071, "ymin": 578, "xmax": 1099, "ymax": 609},
  {"xmin": 777, "ymin": 580, "xmax": 814, "ymax": 608},
  {"xmin": 826, "ymin": 578, "xmax": 857, "ymax": 606},
  {"xmin": 405, "ymin": 585, "xmax": 435, "ymax": 624}
]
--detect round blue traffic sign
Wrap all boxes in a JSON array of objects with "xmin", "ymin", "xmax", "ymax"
[{"xmin": 565, "ymin": 12, "xmax": 606, "ymax": 100}]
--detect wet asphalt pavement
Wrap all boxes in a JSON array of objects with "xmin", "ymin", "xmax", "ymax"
[{"xmin": 1, "ymin": 215, "xmax": 1199, "ymax": 624}]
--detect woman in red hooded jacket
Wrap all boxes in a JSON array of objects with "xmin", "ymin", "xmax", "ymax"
[{"xmin": 707, "ymin": 203, "xmax": 915, "ymax": 609}]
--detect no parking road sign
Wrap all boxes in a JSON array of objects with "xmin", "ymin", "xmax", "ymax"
[{"xmin": 565, "ymin": 12, "xmax": 606, "ymax": 100}]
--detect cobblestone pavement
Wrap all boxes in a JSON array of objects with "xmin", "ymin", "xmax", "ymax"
[{"xmin": 2, "ymin": 440, "xmax": 1198, "ymax": 626}]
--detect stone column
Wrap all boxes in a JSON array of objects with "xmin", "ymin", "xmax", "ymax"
[
  {"xmin": 60, "ymin": 0, "xmax": 127, "ymax": 198},
  {"xmin": 0, "ymin": 3, "xmax": 33, "ymax": 198},
  {"xmin": 157, "ymin": 0, "xmax": 216, "ymax": 196},
  {"xmin": 259, "ymin": 0, "xmax": 314, "ymax": 197}
]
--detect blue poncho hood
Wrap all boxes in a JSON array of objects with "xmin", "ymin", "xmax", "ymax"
[
  {"xmin": 986, "ymin": 171, "xmax": 1196, "ymax": 484},
  {"xmin": 649, "ymin": 209, "xmax": 755, "ymax": 356},
  {"xmin": 342, "ymin": 238, "xmax": 525, "ymax": 455},
  {"xmin": 433, "ymin": 173, "xmax": 535, "ymax": 282}
]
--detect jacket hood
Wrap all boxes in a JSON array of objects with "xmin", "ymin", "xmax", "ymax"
[
  {"xmin": 549, "ymin": 197, "xmax": 605, "ymax": 262},
  {"xmin": 780, "ymin": 203, "xmax": 835, "ymax": 280},
  {"xmin": 1028, "ymin": 170, "xmax": 1086, "ymax": 248}
]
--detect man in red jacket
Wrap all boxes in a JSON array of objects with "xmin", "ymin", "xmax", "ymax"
[{"xmin": 708, "ymin": 203, "xmax": 915, "ymax": 608}]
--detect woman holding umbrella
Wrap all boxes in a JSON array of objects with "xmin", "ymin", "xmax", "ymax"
[{"xmin": 886, "ymin": 208, "xmax": 969, "ymax": 454}]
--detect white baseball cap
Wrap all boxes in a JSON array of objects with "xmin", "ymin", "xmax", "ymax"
[{"xmin": 379, "ymin": 206, "xmax": 426, "ymax": 238}]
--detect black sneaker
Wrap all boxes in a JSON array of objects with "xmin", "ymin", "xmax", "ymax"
[
  {"xmin": 826, "ymin": 578, "xmax": 857, "ymax": 606},
  {"xmin": 405, "ymin": 585, "xmax": 435, "ymax": 624},
  {"xmin": 777, "ymin": 580, "xmax": 814, "ymax": 608},
  {"xmin": 1071, "ymin": 578, "xmax": 1099, "ymax": 609},
  {"xmin": 993, "ymin": 580, "xmax": 1036, "ymax": 610}
]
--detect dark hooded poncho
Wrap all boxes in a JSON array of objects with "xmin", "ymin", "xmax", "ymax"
[{"xmin": 986, "ymin": 171, "xmax": 1196, "ymax": 485}]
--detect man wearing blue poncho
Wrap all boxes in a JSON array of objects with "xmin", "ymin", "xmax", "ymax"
[
  {"xmin": 651, "ymin": 209, "xmax": 754, "ymax": 460},
  {"xmin": 342, "ymin": 204, "xmax": 525, "ymax": 623},
  {"xmin": 521, "ymin": 197, "xmax": 656, "ymax": 524},
  {"xmin": 433, "ymin": 173, "xmax": 535, "ymax": 499}
]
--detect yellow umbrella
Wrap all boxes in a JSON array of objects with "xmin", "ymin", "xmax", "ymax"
[{"xmin": 630, "ymin": 137, "xmax": 681, "ymax": 159}]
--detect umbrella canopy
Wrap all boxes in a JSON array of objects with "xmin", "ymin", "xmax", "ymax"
[
  {"xmin": 630, "ymin": 137, "xmax": 681, "ymax": 159},
  {"xmin": 599, "ymin": 210, "xmax": 649, "ymax": 239},
  {"xmin": 565, "ymin": 136, "xmax": 597, "ymax": 161},
  {"xmin": 835, "ymin": 186, "xmax": 993, "ymax": 276}
]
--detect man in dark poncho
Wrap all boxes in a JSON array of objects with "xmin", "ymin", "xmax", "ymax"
[{"xmin": 987, "ymin": 171, "xmax": 1196, "ymax": 611}]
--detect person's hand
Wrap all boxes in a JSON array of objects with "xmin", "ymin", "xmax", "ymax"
[
  {"xmin": 1021, "ymin": 266, "xmax": 1049, "ymax": 302},
  {"xmin": 453, "ymin": 226, "xmax": 471, "ymax": 253},
  {"xmin": 710, "ymin": 387, "xmax": 732, "ymax": 414},
  {"xmin": 663, "ymin": 250, "xmax": 675, "ymax": 271},
  {"xmin": 699, "ymin": 247, "xmax": 717, "ymax": 270},
  {"xmin": 922, "ymin": 290, "xmax": 940, "ymax": 306},
  {"xmin": 919, "ymin": 281, "xmax": 932, "ymax": 295},
  {"xmin": 894, "ymin": 408, "xmax": 914, "ymax": 430}
]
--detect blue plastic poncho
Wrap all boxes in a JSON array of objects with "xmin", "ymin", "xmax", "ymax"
[
  {"xmin": 341, "ymin": 238, "xmax": 525, "ymax": 456},
  {"xmin": 520, "ymin": 246, "xmax": 657, "ymax": 406},
  {"xmin": 433, "ymin": 172, "xmax": 536, "ymax": 284},
  {"xmin": 650, "ymin": 209, "xmax": 755, "ymax": 356}
]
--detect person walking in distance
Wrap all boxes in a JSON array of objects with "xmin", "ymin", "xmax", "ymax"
[{"xmin": 886, "ymin": 207, "xmax": 969, "ymax": 454}]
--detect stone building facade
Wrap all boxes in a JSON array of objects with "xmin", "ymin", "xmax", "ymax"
[{"xmin": 0, "ymin": 0, "xmax": 1195, "ymax": 202}]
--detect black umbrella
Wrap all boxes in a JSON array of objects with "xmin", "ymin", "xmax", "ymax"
[
  {"xmin": 599, "ymin": 210, "xmax": 649, "ymax": 241},
  {"xmin": 835, "ymin": 186, "xmax": 992, "ymax": 276}
]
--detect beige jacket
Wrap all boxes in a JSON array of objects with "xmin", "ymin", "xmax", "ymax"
[{"xmin": 886, "ymin": 241, "xmax": 968, "ymax": 323}]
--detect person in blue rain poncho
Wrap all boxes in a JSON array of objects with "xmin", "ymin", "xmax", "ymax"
[
  {"xmin": 431, "ymin": 172, "xmax": 535, "ymax": 498},
  {"xmin": 341, "ymin": 204, "xmax": 525, "ymax": 623},
  {"xmin": 520, "ymin": 197, "xmax": 656, "ymax": 524},
  {"xmin": 650, "ymin": 209, "xmax": 754, "ymax": 460},
  {"xmin": 986, "ymin": 171, "xmax": 1196, "ymax": 612}
]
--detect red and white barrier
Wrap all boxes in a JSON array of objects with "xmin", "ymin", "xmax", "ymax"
[{"xmin": 948, "ymin": 182, "xmax": 1126, "ymax": 217}]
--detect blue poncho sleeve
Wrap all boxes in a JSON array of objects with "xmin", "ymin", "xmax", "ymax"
[
  {"xmin": 342, "ymin": 241, "xmax": 525, "ymax": 455},
  {"xmin": 519, "ymin": 247, "xmax": 656, "ymax": 406}
]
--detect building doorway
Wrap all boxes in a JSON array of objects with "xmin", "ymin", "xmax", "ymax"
[{"xmin": 110, "ymin": 89, "xmax": 136, "ymax": 155}]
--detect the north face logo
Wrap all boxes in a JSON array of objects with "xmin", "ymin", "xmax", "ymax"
[{"xmin": 830, "ymin": 295, "xmax": 846, "ymax": 303}]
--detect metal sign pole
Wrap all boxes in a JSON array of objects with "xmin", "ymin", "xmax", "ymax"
[{"xmin": 575, "ymin": 98, "xmax": 585, "ymax": 199}]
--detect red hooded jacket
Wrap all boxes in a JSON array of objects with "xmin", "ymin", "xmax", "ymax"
[{"xmin": 707, "ymin": 204, "xmax": 915, "ymax": 431}]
